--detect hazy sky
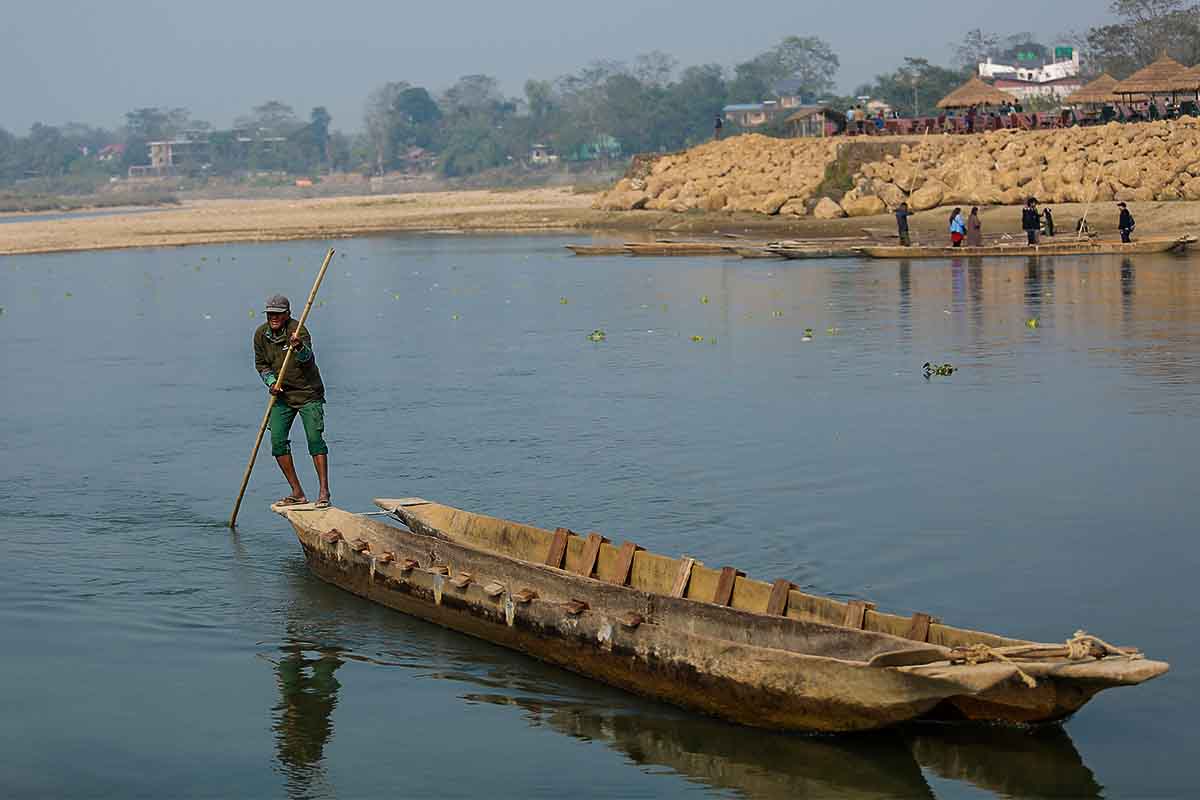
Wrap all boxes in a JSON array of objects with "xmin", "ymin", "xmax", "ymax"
[{"xmin": 3, "ymin": 1, "xmax": 1113, "ymax": 133}]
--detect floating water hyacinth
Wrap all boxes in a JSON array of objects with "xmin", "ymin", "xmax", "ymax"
[
  {"xmin": 802, "ymin": 328, "xmax": 813, "ymax": 341},
  {"xmin": 64, "ymin": 292, "xmax": 73, "ymax": 298},
  {"xmin": 587, "ymin": 329, "xmax": 606, "ymax": 342},
  {"xmin": 700, "ymin": 295, "xmax": 710, "ymax": 305},
  {"xmin": 923, "ymin": 362, "xmax": 956, "ymax": 377},
  {"xmin": 827, "ymin": 327, "xmax": 839, "ymax": 335},
  {"xmin": 393, "ymin": 293, "xmax": 401, "ymax": 301},
  {"xmin": 690, "ymin": 335, "xmax": 705, "ymax": 342},
  {"xmin": 200, "ymin": 256, "xmax": 207, "ymax": 262},
  {"xmin": 661, "ymin": 304, "xmax": 668, "ymax": 312},
  {"xmin": 1027, "ymin": 318, "xmax": 1040, "ymax": 329},
  {"xmin": 560, "ymin": 297, "xmax": 569, "ymax": 304},
  {"xmin": 771, "ymin": 310, "xmax": 784, "ymax": 318},
  {"xmin": 249, "ymin": 309, "xmax": 256, "ymax": 317},
  {"xmin": 451, "ymin": 313, "xmax": 460, "ymax": 320}
]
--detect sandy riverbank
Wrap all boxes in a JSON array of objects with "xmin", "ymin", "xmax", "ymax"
[{"xmin": 0, "ymin": 186, "xmax": 1196, "ymax": 256}]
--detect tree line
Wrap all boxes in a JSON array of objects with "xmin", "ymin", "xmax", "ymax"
[{"xmin": 0, "ymin": 1, "xmax": 1193, "ymax": 189}]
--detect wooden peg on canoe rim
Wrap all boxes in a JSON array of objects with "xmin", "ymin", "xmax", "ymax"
[
  {"xmin": 483, "ymin": 581, "xmax": 506, "ymax": 598},
  {"xmin": 671, "ymin": 557, "xmax": 696, "ymax": 599},
  {"xmin": 905, "ymin": 612, "xmax": 935, "ymax": 642},
  {"xmin": 712, "ymin": 567, "xmax": 744, "ymax": 607},
  {"xmin": 606, "ymin": 541, "xmax": 642, "ymax": 586},
  {"xmin": 321, "ymin": 529, "xmax": 343, "ymax": 545},
  {"xmin": 450, "ymin": 572, "xmax": 473, "ymax": 589},
  {"xmin": 400, "ymin": 558, "xmax": 419, "ymax": 573},
  {"xmin": 512, "ymin": 589, "xmax": 538, "ymax": 604},
  {"xmin": 430, "ymin": 564, "xmax": 450, "ymax": 576},
  {"xmin": 574, "ymin": 532, "xmax": 609, "ymax": 577},
  {"xmin": 619, "ymin": 612, "xmax": 644, "ymax": 629},
  {"xmin": 546, "ymin": 528, "xmax": 574, "ymax": 568},
  {"xmin": 351, "ymin": 538, "xmax": 371, "ymax": 554},
  {"xmin": 563, "ymin": 599, "xmax": 589, "ymax": 616},
  {"xmin": 766, "ymin": 579, "xmax": 794, "ymax": 616},
  {"xmin": 378, "ymin": 551, "xmax": 396, "ymax": 564},
  {"xmin": 842, "ymin": 599, "xmax": 877, "ymax": 630}
]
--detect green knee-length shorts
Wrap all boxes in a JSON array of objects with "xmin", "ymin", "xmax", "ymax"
[{"xmin": 269, "ymin": 401, "xmax": 328, "ymax": 457}]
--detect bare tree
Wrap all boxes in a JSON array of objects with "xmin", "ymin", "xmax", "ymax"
[{"xmin": 363, "ymin": 81, "xmax": 409, "ymax": 175}]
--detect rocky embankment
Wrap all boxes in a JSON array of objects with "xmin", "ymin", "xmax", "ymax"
[{"xmin": 594, "ymin": 119, "xmax": 1200, "ymax": 218}]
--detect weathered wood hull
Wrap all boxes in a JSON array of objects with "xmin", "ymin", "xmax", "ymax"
[
  {"xmin": 862, "ymin": 236, "xmax": 1194, "ymax": 259},
  {"xmin": 275, "ymin": 500, "xmax": 1168, "ymax": 732},
  {"xmin": 564, "ymin": 244, "xmax": 629, "ymax": 256}
]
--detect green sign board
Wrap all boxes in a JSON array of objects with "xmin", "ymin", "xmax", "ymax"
[{"xmin": 1055, "ymin": 46, "xmax": 1074, "ymax": 60}]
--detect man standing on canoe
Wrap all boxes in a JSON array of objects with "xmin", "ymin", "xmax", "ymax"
[
  {"xmin": 254, "ymin": 294, "xmax": 331, "ymax": 508},
  {"xmin": 1118, "ymin": 202, "xmax": 1136, "ymax": 243},
  {"xmin": 895, "ymin": 202, "xmax": 912, "ymax": 247}
]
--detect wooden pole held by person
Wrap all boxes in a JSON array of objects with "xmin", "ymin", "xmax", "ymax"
[{"xmin": 228, "ymin": 247, "xmax": 335, "ymax": 528}]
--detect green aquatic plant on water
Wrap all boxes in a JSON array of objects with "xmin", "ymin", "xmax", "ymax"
[
  {"xmin": 923, "ymin": 362, "xmax": 956, "ymax": 377},
  {"xmin": 587, "ymin": 329, "xmax": 607, "ymax": 342}
]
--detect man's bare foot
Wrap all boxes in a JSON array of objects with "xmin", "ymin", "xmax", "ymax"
[{"xmin": 314, "ymin": 495, "xmax": 331, "ymax": 509}]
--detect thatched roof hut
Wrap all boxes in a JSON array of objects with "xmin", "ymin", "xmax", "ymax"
[
  {"xmin": 1112, "ymin": 55, "xmax": 1190, "ymax": 95},
  {"xmin": 1065, "ymin": 74, "xmax": 1123, "ymax": 105},
  {"xmin": 936, "ymin": 77, "xmax": 1018, "ymax": 109},
  {"xmin": 1168, "ymin": 65, "xmax": 1200, "ymax": 92}
]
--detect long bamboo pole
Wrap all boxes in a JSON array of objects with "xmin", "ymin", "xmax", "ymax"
[{"xmin": 228, "ymin": 247, "xmax": 335, "ymax": 528}]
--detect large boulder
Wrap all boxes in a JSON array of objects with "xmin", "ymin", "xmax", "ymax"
[
  {"xmin": 594, "ymin": 191, "xmax": 649, "ymax": 211},
  {"xmin": 779, "ymin": 198, "xmax": 809, "ymax": 216},
  {"xmin": 756, "ymin": 191, "xmax": 792, "ymax": 215},
  {"xmin": 876, "ymin": 182, "xmax": 907, "ymax": 209},
  {"xmin": 700, "ymin": 192, "xmax": 729, "ymax": 212},
  {"xmin": 909, "ymin": 179, "xmax": 946, "ymax": 211},
  {"xmin": 840, "ymin": 189, "xmax": 887, "ymax": 217},
  {"xmin": 1181, "ymin": 177, "xmax": 1200, "ymax": 201},
  {"xmin": 812, "ymin": 197, "xmax": 847, "ymax": 219}
]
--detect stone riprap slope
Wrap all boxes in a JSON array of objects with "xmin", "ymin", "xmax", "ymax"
[
  {"xmin": 594, "ymin": 119, "xmax": 1200, "ymax": 218},
  {"xmin": 594, "ymin": 135, "xmax": 840, "ymax": 216}
]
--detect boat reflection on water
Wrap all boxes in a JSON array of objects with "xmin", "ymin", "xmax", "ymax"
[
  {"xmin": 270, "ymin": 636, "xmax": 344, "ymax": 799},
  {"xmin": 458, "ymin": 692, "xmax": 1102, "ymax": 799},
  {"xmin": 265, "ymin": 625, "xmax": 1102, "ymax": 799}
]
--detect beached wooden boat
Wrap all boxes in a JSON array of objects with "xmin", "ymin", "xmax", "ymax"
[
  {"xmin": 861, "ymin": 235, "xmax": 1195, "ymax": 259},
  {"xmin": 564, "ymin": 244, "xmax": 629, "ymax": 256},
  {"xmin": 274, "ymin": 498, "xmax": 1167, "ymax": 732},
  {"xmin": 623, "ymin": 241, "xmax": 735, "ymax": 256},
  {"xmin": 765, "ymin": 244, "xmax": 866, "ymax": 260}
]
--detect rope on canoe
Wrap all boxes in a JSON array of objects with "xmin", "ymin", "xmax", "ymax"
[{"xmin": 947, "ymin": 630, "xmax": 1144, "ymax": 688}]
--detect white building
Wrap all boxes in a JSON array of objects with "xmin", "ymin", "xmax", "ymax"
[{"xmin": 979, "ymin": 48, "xmax": 1084, "ymax": 102}]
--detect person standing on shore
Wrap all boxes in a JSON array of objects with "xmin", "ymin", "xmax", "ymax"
[
  {"xmin": 895, "ymin": 202, "xmax": 912, "ymax": 246},
  {"xmin": 1022, "ymin": 198, "xmax": 1041, "ymax": 245},
  {"xmin": 966, "ymin": 207, "xmax": 983, "ymax": 246},
  {"xmin": 1118, "ymin": 203, "xmax": 1136, "ymax": 243},
  {"xmin": 713, "ymin": 114, "xmax": 723, "ymax": 141},
  {"xmin": 949, "ymin": 208, "xmax": 966, "ymax": 247},
  {"xmin": 254, "ymin": 294, "xmax": 331, "ymax": 508},
  {"xmin": 1043, "ymin": 207, "xmax": 1055, "ymax": 237}
]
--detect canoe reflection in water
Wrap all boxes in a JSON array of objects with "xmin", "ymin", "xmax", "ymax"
[
  {"xmin": 270, "ymin": 638, "xmax": 344, "ymax": 797},
  {"xmin": 459, "ymin": 693, "xmax": 1102, "ymax": 799}
]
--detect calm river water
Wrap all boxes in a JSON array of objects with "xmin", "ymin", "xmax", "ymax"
[{"xmin": 2, "ymin": 234, "xmax": 1197, "ymax": 798}]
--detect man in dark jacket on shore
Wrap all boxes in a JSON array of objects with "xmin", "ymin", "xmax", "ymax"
[
  {"xmin": 254, "ymin": 294, "xmax": 330, "ymax": 507},
  {"xmin": 1118, "ymin": 203, "xmax": 1136, "ymax": 243},
  {"xmin": 1022, "ymin": 198, "xmax": 1041, "ymax": 245}
]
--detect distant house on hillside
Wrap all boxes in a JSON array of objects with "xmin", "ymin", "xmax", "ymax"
[
  {"xmin": 529, "ymin": 143, "xmax": 559, "ymax": 166},
  {"xmin": 97, "ymin": 144, "xmax": 125, "ymax": 162},
  {"xmin": 724, "ymin": 101, "xmax": 781, "ymax": 127}
]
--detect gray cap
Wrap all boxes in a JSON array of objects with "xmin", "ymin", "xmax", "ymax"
[{"xmin": 265, "ymin": 294, "xmax": 290, "ymax": 313}]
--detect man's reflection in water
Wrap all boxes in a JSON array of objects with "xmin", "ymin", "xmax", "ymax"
[
  {"xmin": 273, "ymin": 638, "xmax": 343, "ymax": 798},
  {"xmin": 898, "ymin": 260, "xmax": 913, "ymax": 342},
  {"xmin": 1121, "ymin": 257, "xmax": 1136, "ymax": 324},
  {"xmin": 1025, "ymin": 256, "xmax": 1044, "ymax": 316}
]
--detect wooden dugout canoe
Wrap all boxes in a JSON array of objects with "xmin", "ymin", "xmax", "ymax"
[
  {"xmin": 564, "ymin": 244, "xmax": 629, "ymax": 256},
  {"xmin": 274, "ymin": 497, "xmax": 1168, "ymax": 732},
  {"xmin": 861, "ymin": 235, "xmax": 1196, "ymax": 259}
]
